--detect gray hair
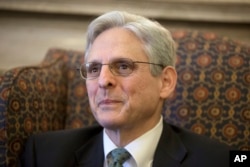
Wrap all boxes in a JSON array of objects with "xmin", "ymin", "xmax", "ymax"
[{"xmin": 85, "ymin": 11, "xmax": 176, "ymax": 76}]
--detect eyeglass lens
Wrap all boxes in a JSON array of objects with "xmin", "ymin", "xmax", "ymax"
[{"xmin": 80, "ymin": 58, "xmax": 136, "ymax": 79}]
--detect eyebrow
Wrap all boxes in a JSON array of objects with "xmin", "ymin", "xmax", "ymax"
[{"xmin": 86, "ymin": 57, "xmax": 131, "ymax": 63}]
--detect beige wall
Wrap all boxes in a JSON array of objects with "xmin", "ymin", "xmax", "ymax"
[{"xmin": 1, "ymin": 0, "xmax": 250, "ymax": 23}]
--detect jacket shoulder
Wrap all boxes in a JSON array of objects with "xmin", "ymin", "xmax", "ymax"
[
  {"xmin": 21, "ymin": 125, "xmax": 103, "ymax": 167},
  {"xmin": 169, "ymin": 124, "xmax": 232, "ymax": 167}
]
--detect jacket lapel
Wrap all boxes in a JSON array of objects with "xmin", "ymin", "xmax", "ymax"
[
  {"xmin": 153, "ymin": 122, "xmax": 187, "ymax": 167},
  {"xmin": 74, "ymin": 127, "xmax": 104, "ymax": 167}
]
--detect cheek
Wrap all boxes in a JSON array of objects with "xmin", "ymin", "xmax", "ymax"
[
  {"xmin": 134, "ymin": 73, "xmax": 154, "ymax": 89},
  {"xmin": 131, "ymin": 74, "xmax": 161, "ymax": 100},
  {"xmin": 86, "ymin": 82, "xmax": 96, "ymax": 103},
  {"xmin": 125, "ymin": 75, "xmax": 153, "ymax": 98}
]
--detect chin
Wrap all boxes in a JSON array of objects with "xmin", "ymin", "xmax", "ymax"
[{"xmin": 98, "ymin": 117, "xmax": 124, "ymax": 129}]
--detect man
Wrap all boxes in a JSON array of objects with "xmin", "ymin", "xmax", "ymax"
[{"xmin": 21, "ymin": 11, "xmax": 231, "ymax": 167}]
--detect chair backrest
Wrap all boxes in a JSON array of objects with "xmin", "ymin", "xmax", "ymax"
[
  {"xmin": 0, "ymin": 52, "xmax": 69, "ymax": 166},
  {"xmin": 163, "ymin": 31, "xmax": 249, "ymax": 150},
  {"xmin": 0, "ymin": 50, "xmax": 89, "ymax": 166},
  {"xmin": 0, "ymin": 30, "xmax": 249, "ymax": 166}
]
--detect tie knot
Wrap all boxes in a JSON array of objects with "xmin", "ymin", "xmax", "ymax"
[{"xmin": 107, "ymin": 148, "xmax": 131, "ymax": 167}]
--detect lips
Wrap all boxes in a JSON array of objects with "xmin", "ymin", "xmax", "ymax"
[{"xmin": 97, "ymin": 99, "xmax": 123, "ymax": 107}]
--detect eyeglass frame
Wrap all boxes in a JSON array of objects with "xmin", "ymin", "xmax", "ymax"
[{"xmin": 77, "ymin": 58, "xmax": 165, "ymax": 80}]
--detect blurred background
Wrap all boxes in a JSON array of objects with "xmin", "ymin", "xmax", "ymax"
[{"xmin": 0, "ymin": 0, "xmax": 249, "ymax": 72}]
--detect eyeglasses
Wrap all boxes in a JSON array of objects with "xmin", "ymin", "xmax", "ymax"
[{"xmin": 78, "ymin": 58, "xmax": 164, "ymax": 80}]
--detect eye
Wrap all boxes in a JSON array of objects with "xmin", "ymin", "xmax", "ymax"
[
  {"xmin": 86, "ymin": 63, "xmax": 101, "ymax": 75},
  {"xmin": 112, "ymin": 60, "xmax": 134, "ymax": 75},
  {"xmin": 117, "ymin": 62, "xmax": 130, "ymax": 70}
]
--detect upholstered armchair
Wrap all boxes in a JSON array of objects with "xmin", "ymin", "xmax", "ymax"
[{"xmin": 0, "ymin": 30, "xmax": 249, "ymax": 166}]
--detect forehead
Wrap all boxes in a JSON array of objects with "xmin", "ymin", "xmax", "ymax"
[{"xmin": 86, "ymin": 27, "xmax": 148, "ymax": 62}]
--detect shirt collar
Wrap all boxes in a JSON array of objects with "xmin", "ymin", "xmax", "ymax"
[{"xmin": 103, "ymin": 117, "xmax": 163, "ymax": 167}]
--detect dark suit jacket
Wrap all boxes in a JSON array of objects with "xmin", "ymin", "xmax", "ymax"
[{"xmin": 21, "ymin": 122, "xmax": 231, "ymax": 167}]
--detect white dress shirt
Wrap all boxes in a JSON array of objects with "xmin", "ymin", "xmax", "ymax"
[{"xmin": 103, "ymin": 117, "xmax": 163, "ymax": 167}]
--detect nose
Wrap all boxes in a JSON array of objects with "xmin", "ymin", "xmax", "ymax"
[{"xmin": 98, "ymin": 65, "xmax": 116, "ymax": 88}]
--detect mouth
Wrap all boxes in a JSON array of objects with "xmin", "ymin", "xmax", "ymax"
[{"xmin": 97, "ymin": 99, "xmax": 122, "ymax": 107}]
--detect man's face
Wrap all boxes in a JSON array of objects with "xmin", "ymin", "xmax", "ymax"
[{"xmin": 86, "ymin": 27, "xmax": 165, "ymax": 131}]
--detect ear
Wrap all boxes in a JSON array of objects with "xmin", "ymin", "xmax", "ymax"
[{"xmin": 159, "ymin": 66, "xmax": 177, "ymax": 99}]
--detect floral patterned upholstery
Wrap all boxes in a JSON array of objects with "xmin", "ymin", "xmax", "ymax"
[
  {"xmin": 0, "ymin": 30, "xmax": 249, "ymax": 166},
  {"xmin": 0, "ymin": 50, "xmax": 95, "ymax": 166},
  {"xmin": 164, "ymin": 31, "xmax": 249, "ymax": 150}
]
